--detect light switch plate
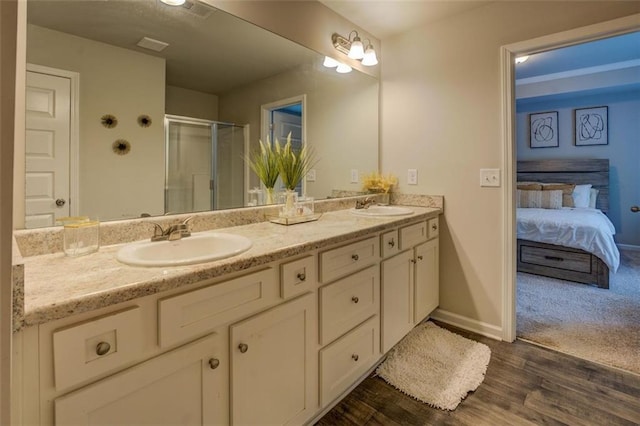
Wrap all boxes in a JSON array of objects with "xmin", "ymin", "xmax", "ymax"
[
  {"xmin": 480, "ymin": 168, "xmax": 500, "ymax": 187},
  {"xmin": 306, "ymin": 169, "xmax": 316, "ymax": 182},
  {"xmin": 407, "ymin": 169, "xmax": 418, "ymax": 185}
]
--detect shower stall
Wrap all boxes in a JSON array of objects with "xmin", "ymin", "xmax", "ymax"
[{"xmin": 164, "ymin": 115, "xmax": 246, "ymax": 214}]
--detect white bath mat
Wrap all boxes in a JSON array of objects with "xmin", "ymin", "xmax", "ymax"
[{"xmin": 376, "ymin": 321, "xmax": 491, "ymax": 410}]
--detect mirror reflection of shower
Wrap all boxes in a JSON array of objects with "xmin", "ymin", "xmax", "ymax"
[{"xmin": 164, "ymin": 115, "xmax": 246, "ymax": 214}]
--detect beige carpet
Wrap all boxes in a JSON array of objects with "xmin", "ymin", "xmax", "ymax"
[
  {"xmin": 517, "ymin": 249, "xmax": 640, "ymax": 375},
  {"xmin": 376, "ymin": 321, "xmax": 491, "ymax": 411}
]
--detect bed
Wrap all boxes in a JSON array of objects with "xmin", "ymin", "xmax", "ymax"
[{"xmin": 516, "ymin": 159, "xmax": 620, "ymax": 289}]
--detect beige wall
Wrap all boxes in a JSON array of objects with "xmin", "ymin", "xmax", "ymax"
[
  {"xmin": 218, "ymin": 63, "xmax": 378, "ymax": 199},
  {"xmin": 381, "ymin": 1, "xmax": 640, "ymax": 332},
  {"xmin": 26, "ymin": 25, "xmax": 166, "ymax": 221},
  {"xmin": 166, "ymin": 85, "xmax": 219, "ymax": 121}
]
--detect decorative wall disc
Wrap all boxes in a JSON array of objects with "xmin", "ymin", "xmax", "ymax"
[
  {"xmin": 112, "ymin": 139, "xmax": 131, "ymax": 155},
  {"xmin": 137, "ymin": 115, "xmax": 152, "ymax": 128},
  {"xmin": 101, "ymin": 114, "xmax": 118, "ymax": 128}
]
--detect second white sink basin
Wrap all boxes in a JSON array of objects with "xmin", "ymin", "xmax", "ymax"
[
  {"xmin": 350, "ymin": 205, "xmax": 414, "ymax": 217},
  {"xmin": 116, "ymin": 232, "xmax": 253, "ymax": 267}
]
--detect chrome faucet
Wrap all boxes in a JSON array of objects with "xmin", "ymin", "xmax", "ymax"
[
  {"xmin": 150, "ymin": 216, "xmax": 193, "ymax": 241},
  {"xmin": 355, "ymin": 197, "xmax": 377, "ymax": 210}
]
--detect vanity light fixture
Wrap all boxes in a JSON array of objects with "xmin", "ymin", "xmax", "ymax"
[
  {"xmin": 160, "ymin": 0, "xmax": 186, "ymax": 5},
  {"xmin": 515, "ymin": 55, "xmax": 529, "ymax": 64},
  {"xmin": 332, "ymin": 31, "xmax": 378, "ymax": 66}
]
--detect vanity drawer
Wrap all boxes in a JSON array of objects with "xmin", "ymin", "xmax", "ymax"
[
  {"xmin": 158, "ymin": 268, "xmax": 278, "ymax": 348},
  {"xmin": 319, "ymin": 236, "xmax": 379, "ymax": 283},
  {"xmin": 381, "ymin": 230, "xmax": 399, "ymax": 258},
  {"xmin": 319, "ymin": 265, "xmax": 379, "ymax": 345},
  {"xmin": 281, "ymin": 255, "xmax": 316, "ymax": 299},
  {"xmin": 520, "ymin": 245, "xmax": 592, "ymax": 273},
  {"xmin": 319, "ymin": 315, "xmax": 380, "ymax": 405},
  {"xmin": 399, "ymin": 221, "xmax": 427, "ymax": 250},
  {"xmin": 428, "ymin": 217, "xmax": 439, "ymax": 239},
  {"xmin": 53, "ymin": 306, "xmax": 143, "ymax": 391}
]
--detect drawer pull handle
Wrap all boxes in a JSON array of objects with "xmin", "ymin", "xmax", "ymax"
[
  {"xmin": 417, "ymin": 255, "xmax": 423, "ymax": 261},
  {"xmin": 352, "ymin": 296, "xmax": 359, "ymax": 304},
  {"xmin": 388, "ymin": 239, "xmax": 395, "ymax": 248},
  {"xmin": 208, "ymin": 358, "xmax": 220, "ymax": 370},
  {"xmin": 351, "ymin": 254, "xmax": 359, "ymax": 261},
  {"xmin": 95, "ymin": 341, "xmax": 111, "ymax": 356},
  {"xmin": 544, "ymin": 256, "xmax": 564, "ymax": 262},
  {"xmin": 352, "ymin": 354, "xmax": 359, "ymax": 362},
  {"xmin": 296, "ymin": 272, "xmax": 306, "ymax": 281},
  {"xmin": 238, "ymin": 343, "xmax": 249, "ymax": 353}
]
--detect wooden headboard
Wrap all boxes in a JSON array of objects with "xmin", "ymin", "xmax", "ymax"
[{"xmin": 517, "ymin": 159, "xmax": 609, "ymax": 212}]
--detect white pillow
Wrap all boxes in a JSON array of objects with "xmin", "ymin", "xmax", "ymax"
[
  {"xmin": 572, "ymin": 184, "xmax": 592, "ymax": 208},
  {"xmin": 589, "ymin": 188, "xmax": 599, "ymax": 209}
]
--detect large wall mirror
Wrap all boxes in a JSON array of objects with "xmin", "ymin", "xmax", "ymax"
[{"xmin": 22, "ymin": 0, "xmax": 379, "ymax": 229}]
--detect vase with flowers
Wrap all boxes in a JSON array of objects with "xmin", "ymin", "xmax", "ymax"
[
  {"xmin": 245, "ymin": 136, "xmax": 280, "ymax": 204},
  {"xmin": 362, "ymin": 171, "xmax": 398, "ymax": 205},
  {"xmin": 275, "ymin": 133, "xmax": 318, "ymax": 217}
]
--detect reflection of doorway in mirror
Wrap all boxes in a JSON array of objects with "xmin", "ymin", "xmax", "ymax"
[
  {"xmin": 261, "ymin": 95, "xmax": 306, "ymax": 196},
  {"xmin": 25, "ymin": 64, "xmax": 79, "ymax": 228}
]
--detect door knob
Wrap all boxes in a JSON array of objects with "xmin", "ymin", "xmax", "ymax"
[
  {"xmin": 631, "ymin": 206, "xmax": 639, "ymax": 213},
  {"xmin": 55, "ymin": 198, "xmax": 66, "ymax": 207}
]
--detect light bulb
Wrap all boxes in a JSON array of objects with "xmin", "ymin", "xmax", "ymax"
[
  {"xmin": 323, "ymin": 56, "xmax": 339, "ymax": 68},
  {"xmin": 515, "ymin": 55, "xmax": 529, "ymax": 64},
  {"xmin": 160, "ymin": 0, "xmax": 186, "ymax": 5},
  {"xmin": 336, "ymin": 63, "xmax": 352, "ymax": 73},
  {"xmin": 361, "ymin": 45, "xmax": 378, "ymax": 66},
  {"xmin": 348, "ymin": 36, "xmax": 365, "ymax": 60}
]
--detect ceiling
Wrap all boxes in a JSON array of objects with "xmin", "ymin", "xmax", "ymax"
[{"xmin": 26, "ymin": 0, "xmax": 318, "ymax": 94}]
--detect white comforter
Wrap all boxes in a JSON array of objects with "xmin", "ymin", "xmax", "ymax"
[{"xmin": 516, "ymin": 207, "xmax": 620, "ymax": 272}]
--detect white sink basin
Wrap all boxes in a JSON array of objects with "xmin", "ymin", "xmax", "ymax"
[
  {"xmin": 350, "ymin": 206, "xmax": 414, "ymax": 217},
  {"xmin": 116, "ymin": 232, "xmax": 252, "ymax": 267}
]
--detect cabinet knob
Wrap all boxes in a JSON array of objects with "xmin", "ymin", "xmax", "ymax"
[
  {"xmin": 410, "ymin": 259, "xmax": 416, "ymax": 264},
  {"xmin": 95, "ymin": 341, "xmax": 111, "ymax": 356},
  {"xmin": 296, "ymin": 272, "xmax": 306, "ymax": 282},
  {"xmin": 352, "ymin": 354, "xmax": 359, "ymax": 362},
  {"xmin": 238, "ymin": 343, "xmax": 249, "ymax": 353},
  {"xmin": 351, "ymin": 254, "xmax": 359, "ymax": 261},
  {"xmin": 208, "ymin": 358, "xmax": 220, "ymax": 370},
  {"xmin": 388, "ymin": 239, "xmax": 395, "ymax": 248},
  {"xmin": 417, "ymin": 255, "xmax": 423, "ymax": 261},
  {"xmin": 351, "ymin": 296, "xmax": 359, "ymax": 304},
  {"xmin": 432, "ymin": 224, "xmax": 438, "ymax": 231}
]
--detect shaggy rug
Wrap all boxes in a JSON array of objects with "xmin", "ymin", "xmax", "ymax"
[
  {"xmin": 517, "ymin": 249, "xmax": 640, "ymax": 375},
  {"xmin": 376, "ymin": 321, "xmax": 491, "ymax": 411}
]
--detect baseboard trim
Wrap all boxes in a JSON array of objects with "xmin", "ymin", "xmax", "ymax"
[
  {"xmin": 430, "ymin": 309, "xmax": 503, "ymax": 341},
  {"xmin": 617, "ymin": 244, "xmax": 640, "ymax": 252}
]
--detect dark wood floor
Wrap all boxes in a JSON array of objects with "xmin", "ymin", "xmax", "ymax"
[{"xmin": 316, "ymin": 323, "xmax": 640, "ymax": 426}]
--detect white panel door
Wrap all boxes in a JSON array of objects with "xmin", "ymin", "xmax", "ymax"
[{"xmin": 25, "ymin": 71, "xmax": 71, "ymax": 228}]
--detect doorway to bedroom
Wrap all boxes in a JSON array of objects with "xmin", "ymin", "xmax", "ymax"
[{"xmin": 512, "ymin": 31, "xmax": 640, "ymax": 375}]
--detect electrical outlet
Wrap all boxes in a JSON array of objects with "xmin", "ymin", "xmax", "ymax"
[
  {"xmin": 306, "ymin": 169, "xmax": 316, "ymax": 182},
  {"xmin": 350, "ymin": 169, "xmax": 359, "ymax": 183},
  {"xmin": 480, "ymin": 168, "xmax": 501, "ymax": 187},
  {"xmin": 407, "ymin": 169, "xmax": 418, "ymax": 185}
]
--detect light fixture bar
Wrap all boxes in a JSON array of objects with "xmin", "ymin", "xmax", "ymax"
[{"xmin": 332, "ymin": 33, "xmax": 351, "ymax": 56}]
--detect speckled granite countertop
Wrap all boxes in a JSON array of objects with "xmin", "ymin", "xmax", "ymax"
[{"xmin": 15, "ymin": 206, "xmax": 441, "ymax": 331}]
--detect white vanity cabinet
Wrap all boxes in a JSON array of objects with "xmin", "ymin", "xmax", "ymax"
[
  {"xmin": 381, "ymin": 218, "xmax": 440, "ymax": 352},
  {"xmin": 230, "ymin": 293, "xmax": 317, "ymax": 425},
  {"xmin": 55, "ymin": 333, "xmax": 226, "ymax": 425}
]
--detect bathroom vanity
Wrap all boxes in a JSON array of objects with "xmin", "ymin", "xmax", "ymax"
[{"xmin": 12, "ymin": 202, "xmax": 441, "ymax": 425}]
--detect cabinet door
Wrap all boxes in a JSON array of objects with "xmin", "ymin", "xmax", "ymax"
[
  {"xmin": 381, "ymin": 250, "xmax": 414, "ymax": 353},
  {"xmin": 230, "ymin": 293, "xmax": 317, "ymax": 426},
  {"xmin": 55, "ymin": 333, "xmax": 226, "ymax": 425},
  {"xmin": 414, "ymin": 239, "xmax": 439, "ymax": 323}
]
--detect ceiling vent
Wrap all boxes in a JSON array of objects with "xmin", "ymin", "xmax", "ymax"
[
  {"xmin": 180, "ymin": 0, "xmax": 216, "ymax": 19},
  {"xmin": 136, "ymin": 37, "xmax": 169, "ymax": 52}
]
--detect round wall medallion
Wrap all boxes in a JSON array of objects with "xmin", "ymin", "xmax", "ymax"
[
  {"xmin": 112, "ymin": 139, "xmax": 131, "ymax": 155},
  {"xmin": 101, "ymin": 114, "xmax": 118, "ymax": 128},
  {"xmin": 137, "ymin": 115, "xmax": 152, "ymax": 128}
]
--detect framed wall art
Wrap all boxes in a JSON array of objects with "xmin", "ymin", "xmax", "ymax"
[
  {"xmin": 575, "ymin": 106, "xmax": 608, "ymax": 146},
  {"xmin": 529, "ymin": 111, "xmax": 559, "ymax": 148}
]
